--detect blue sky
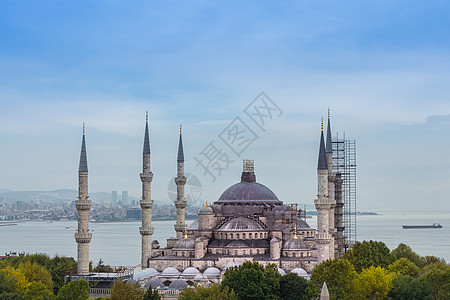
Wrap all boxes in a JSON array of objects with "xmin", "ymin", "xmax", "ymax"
[{"xmin": 1, "ymin": 1, "xmax": 450, "ymax": 211}]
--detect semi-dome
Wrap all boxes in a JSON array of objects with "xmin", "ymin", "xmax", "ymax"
[
  {"xmin": 292, "ymin": 219, "xmax": 311, "ymax": 229},
  {"xmin": 169, "ymin": 279, "xmax": 189, "ymax": 290},
  {"xmin": 203, "ymin": 267, "xmax": 221, "ymax": 278},
  {"xmin": 226, "ymin": 240, "xmax": 249, "ymax": 248},
  {"xmin": 161, "ymin": 267, "xmax": 180, "ymax": 277},
  {"xmin": 173, "ymin": 238, "xmax": 195, "ymax": 250},
  {"xmin": 283, "ymin": 238, "xmax": 310, "ymax": 251},
  {"xmin": 187, "ymin": 220, "xmax": 198, "ymax": 230},
  {"xmin": 217, "ymin": 217, "xmax": 265, "ymax": 232}
]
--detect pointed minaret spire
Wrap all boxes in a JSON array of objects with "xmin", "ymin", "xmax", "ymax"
[
  {"xmin": 140, "ymin": 112, "xmax": 154, "ymax": 268},
  {"xmin": 79, "ymin": 123, "xmax": 88, "ymax": 172},
  {"xmin": 174, "ymin": 125, "xmax": 187, "ymax": 239},
  {"xmin": 318, "ymin": 118, "xmax": 328, "ymax": 170},
  {"xmin": 75, "ymin": 123, "xmax": 92, "ymax": 275},
  {"xmin": 326, "ymin": 108, "xmax": 333, "ymax": 155},
  {"xmin": 143, "ymin": 111, "xmax": 151, "ymax": 154},
  {"xmin": 177, "ymin": 124, "xmax": 184, "ymax": 163}
]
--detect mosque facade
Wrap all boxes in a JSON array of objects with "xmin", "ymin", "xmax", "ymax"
[{"xmin": 74, "ymin": 111, "xmax": 345, "ymax": 287}]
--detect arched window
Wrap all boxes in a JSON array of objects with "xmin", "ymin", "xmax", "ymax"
[{"xmin": 249, "ymin": 233, "xmax": 253, "ymax": 239}]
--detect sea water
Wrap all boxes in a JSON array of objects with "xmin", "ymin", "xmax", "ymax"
[{"xmin": 1, "ymin": 209, "xmax": 449, "ymax": 266}]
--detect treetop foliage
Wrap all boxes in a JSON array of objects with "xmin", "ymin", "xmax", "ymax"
[{"xmin": 343, "ymin": 240, "xmax": 395, "ymax": 273}]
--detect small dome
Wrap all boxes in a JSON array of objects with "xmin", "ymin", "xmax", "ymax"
[
  {"xmin": 144, "ymin": 279, "xmax": 164, "ymax": 289},
  {"xmin": 161, "ymin": 267, "xmax": 180, "ymax": 277},
  {"xmin": 290, "ymin": 268, "xmax": 308, "ymax": 277},
  {"xmin": 194, "ymin": 273, "xmax": 208, "ymax": 282},
  {"xmin": 133, "ymin": 270, "xmax": 146, "ymax": 281},
  {"xmin": 226, "ymin": 240, "xmax": 249, "ymax": 248},
  {"xmin": 173, "ymin": 238, "xmax": 195, "ymax": 250},
  {"xmin": 142, "ymin": 267, "xmax": 159, "ymax": 277},
  {"xmin": 283, "ymin": 238, "xmax": 310, "ymax": 251},
  {"xmin": 199, "ymin": 205, "xmax": 214, "ymax": 215},
  {"xmin": 181, "ymin": 267, "xmax": 201, "ymax": 277},
  {"xmin": 169, "ymin": 279, "xmax": 189, "ymax": 290},
  {"xmin": 203, "ymin": 267, "xmax": 221, "ymax": 278},
  {"xmin": 278, "ymin": 268, "xmax": 286, "ymax": 275},
  {"xmin": 187, "ymin": 220, "xmax": 198, "ymax": 230},
  {"xmin": 224, "ymin": 261, "xmax": 241, "ymax": 270},
  {"xmin": 217, "ymin": 217, "xmax": 265, "ymax": 232}
]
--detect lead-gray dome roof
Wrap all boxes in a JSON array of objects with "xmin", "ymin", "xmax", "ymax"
[
  {"xmin": 161, "ymin": 267, "xmax": 180, "ymax": 277},
  {"xmin": 144, "ymin": 279, "xmax": 165, "ymax": 289},
  {"xmin": 173, "ymin": 238, "xmax": 195, "ymax": 250},
  {"xmin": 283, "ymin": 238, "xmax": 310, "ymax": 250},
  {"xmin": 217, "ymin": 182, "xmax": 280, "ymax": 203},
  {"xmin": 217, "ymin": 217, "xmax": 265, "ymax": 232},
  {"xmin": 203, "ymin": 267, "xmax": 221, "ymax": 277},
  {"xmin": 169, "ymin": 279, "xmax": 189, "ymax": 290}
]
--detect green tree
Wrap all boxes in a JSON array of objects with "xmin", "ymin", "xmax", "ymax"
[
  {"xmin": 221, "ymin": 262, "xmax": 281, "ymax": 300},
  {"xmin": 422, "ymin": 255, "xmax": 446, "ymax": 267},
  {"xmin": 0, "ymin": 272, "xmax": 19, "ymax": 294},
  {"xmin": 110, "ymin": 279, "xmax": 145, "ymax": 300},
  {"xmin": 18, "ymin": 261, "xmax": 54, "ymax": 292},
  {"xmin": 179, "ymin": 284, "xmax": 237, "ymax": 300},
  {"xmin": 305, "ymin": 258, "xmax": 358, "ymax": 300},
  {"xmin": 279, "ymin": 273, "xmax": 307, "ymax": 300},
  {"xmin": 389, "ymin": 275, "xmax": 433, "ymax": 300},
  {"xmin": 143, "ymin": 288, "xmax": 161, "ymax": 300},
  {"xmin": 23, "ymin": 282, "xmax": 53, "ymax": 300},
  {"xmin": 55, "ymin": 279, "xmax": 89, "ymax": 300},
  {"xmin": 355, "ymin": 266, "xmax": 392, "ymax": 300},
  {"xmin": 0, "ymin": 293, "xmax": 23, "ymax": 300},
  {"xmin": 0, "ymin": 267, "xmax": 29, "ymax": 292},
  {"xmin": 343, "ymin": 240, "xmax": 395, "ymax": 273},
  {"xmin": 391, "ymin": 243, "xmax": 424, "ymax": 268},
  {"xmin": 420, "ymin": 265, "xmax": 450, "ymax": 300},
  {"xmin": 388, "ymin": 258, "xmax": 420, "ymax": 277},
  {"xmin": 93, "ymin": 259, "xmax": 113, "ymax": 273}
]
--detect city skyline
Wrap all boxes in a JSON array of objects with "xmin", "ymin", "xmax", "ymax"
[{"xmin": 1, "ymin": 1, "xmax": 450, "ymax": 211}]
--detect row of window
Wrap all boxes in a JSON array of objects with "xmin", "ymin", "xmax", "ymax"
[{"xmin": 214, "ymin": 231, "xmax": 268, "ymax": 240}]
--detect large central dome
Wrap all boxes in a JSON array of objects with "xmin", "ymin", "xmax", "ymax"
[{"xmin": 215, "ymin": 161, "xmax": 281, "ymax": 204}]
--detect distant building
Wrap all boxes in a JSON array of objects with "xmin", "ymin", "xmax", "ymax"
[
  {"xmin": 111, "ymin": 191, "xmax": 118, "ymax": 205},
  {"xmin": 126, "ymin": 208, "xmax": 142, "ymax": 219},
  {"xmin": 122, "ymin": 191, "xmax": 128, "ymax": 206}
]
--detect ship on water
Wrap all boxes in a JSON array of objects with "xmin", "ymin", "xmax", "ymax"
[{"xmin": 402, "ymin": 223, "xmax": 442, "ymax": 229}]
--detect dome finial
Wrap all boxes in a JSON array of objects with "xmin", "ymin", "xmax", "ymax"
[
  {"xmin": 205, "ymin": 201, "xmax": 208, "ymax": 207},
  {"xmin": 293, "ymin": 222, "xmax": 298, "ymax": 239},
  {"xmin": 184, "ymin": 224, "xmax": 188, "ymax": 239}
]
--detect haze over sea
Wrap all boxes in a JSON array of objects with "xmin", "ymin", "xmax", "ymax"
[{"xmin": 1, "ymin": 209, "xmax": 448, "ymax": 267}]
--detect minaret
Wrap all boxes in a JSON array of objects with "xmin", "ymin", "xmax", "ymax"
[
  {"xmin": 314, "ymin": 118, "xmax": 332, "ymax": 263},
  {"xmin": 174, "ymin": 125, "xmax": 187, "ymax": 239},
  {"xmin": 74, "ymin": 123, "xmax": 92, "ymax": 275},
  {"xmin": 327, "ymin": 110, "xmax": 344, "ymax": 257},
  {"xmin": 325, "ymin": 109, "xmax": 336, "ymax": 259},
  {"xmin": 140, "ymin": 112, "xmax": 154, "ymax": 268}
]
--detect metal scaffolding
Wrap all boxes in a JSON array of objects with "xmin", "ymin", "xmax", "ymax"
[{"xmin": 332, "ymin": 133, "xmax": 357, "ymax": 246}]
